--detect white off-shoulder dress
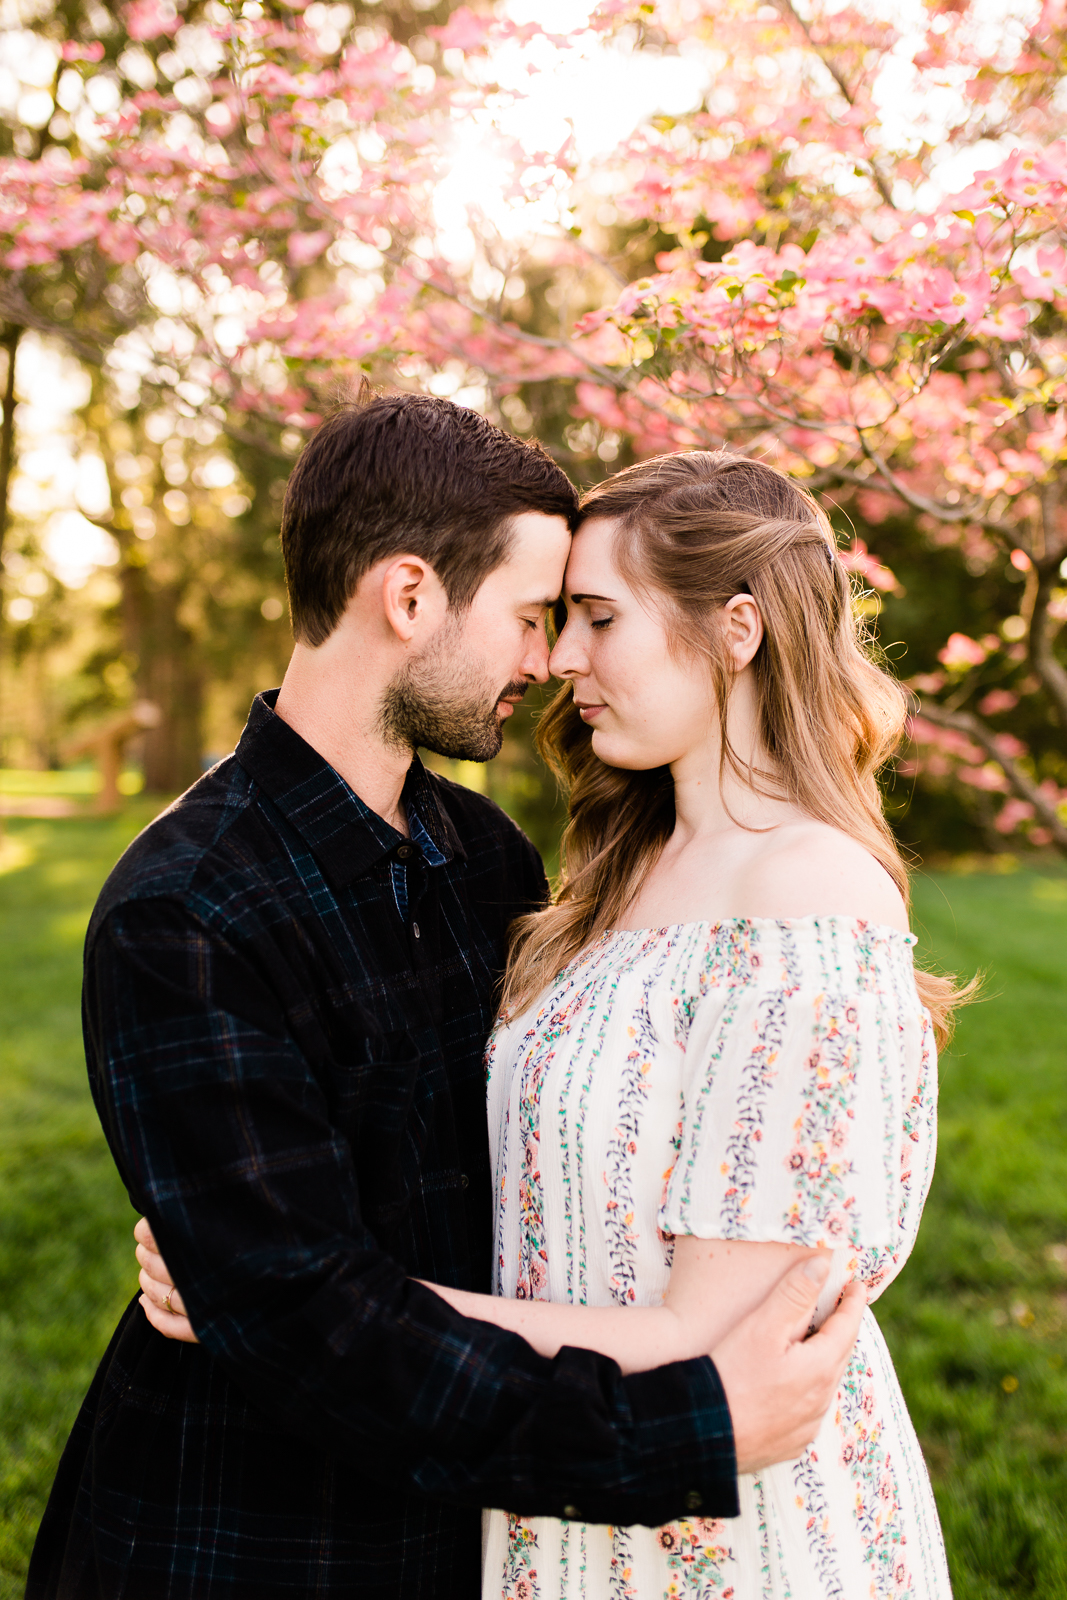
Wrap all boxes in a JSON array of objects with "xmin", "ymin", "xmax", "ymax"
[{"xmin": 482, "ymin": 917, "xmax": 952, "ymax": 1600}]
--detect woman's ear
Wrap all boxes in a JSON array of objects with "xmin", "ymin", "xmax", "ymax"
[
  {"xmin": 380, "ymin": 556, "xmax": 448, "ymax": 644},
  {"xmin": 721, "ymin": 593, "xmax": 763, "ymax": 672}
]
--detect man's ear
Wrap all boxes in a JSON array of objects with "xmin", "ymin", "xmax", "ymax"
[
  {"xmin": 380, "ymin": 556, "xmax": 448, "ymax": 644},
  {"xmin": 721, "ymin": 593, "xmax": 763, "ymax": 672}
]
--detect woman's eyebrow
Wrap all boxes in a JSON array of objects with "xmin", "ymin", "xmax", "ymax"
[{"xmin": 566, "ymin": 592, "xmax": 617, "ymax": 605}]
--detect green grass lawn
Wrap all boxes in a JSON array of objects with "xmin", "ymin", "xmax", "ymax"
[
  {"xmin": 881, "ymin": 868, "xmax": 1067, "ymax": 1598},
  {"xmin": 0, "ymin": 768, "xmax": 144, "ymax": 797},
  {"xmin": 1, "ymin": 811, "xmax": 1065, "ymax": 1598},
  {"xmin": 0, "ymin": 805, "xmax": 165, "ymax": 1599}
]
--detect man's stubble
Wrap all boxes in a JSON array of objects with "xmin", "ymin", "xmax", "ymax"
[{"xmin": 379, "ymin": 610, "xmax": 526, "ymax": 763}]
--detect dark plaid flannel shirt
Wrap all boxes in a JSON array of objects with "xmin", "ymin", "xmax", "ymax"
[{"xmin": 28, "ymin": 690, "xmax": 737, "ymax": 1600}]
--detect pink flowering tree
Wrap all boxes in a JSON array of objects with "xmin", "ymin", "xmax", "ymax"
[
  {"xmin": 554, "ymin": 0, "xmax": 1067, "ymax": 853},
  {"xmin": 1, "ymin": 0, "xmax": 1066, "ymax": 850}
]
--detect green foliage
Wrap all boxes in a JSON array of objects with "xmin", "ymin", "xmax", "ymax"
[
  {"xmin": 849, "ymin": 505, "xmax": 1066, "ymax": 860},
  {"xmin": 0, "ymin": 812, "xmax": 1065, "ymax": 1597}
]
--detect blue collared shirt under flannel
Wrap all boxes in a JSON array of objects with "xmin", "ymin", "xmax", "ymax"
[{"xmin": 28, "ymin": 690, "xmax": 737, "ymax": 1600}]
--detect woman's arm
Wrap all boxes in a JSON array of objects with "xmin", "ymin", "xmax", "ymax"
[
  {"xmin": 138, "ymin": 1217, "xmax": 827, "ymax": 1374},
  {"xmin": 420, "ymin": 1237, "xmax": 823, "ymax": 1375}
]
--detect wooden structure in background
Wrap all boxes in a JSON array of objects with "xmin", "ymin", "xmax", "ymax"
[{"xmin": 63, "ymin": 701, "xmax": 162, "ymax": 812}]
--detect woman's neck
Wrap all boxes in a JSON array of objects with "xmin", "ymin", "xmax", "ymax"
[{"xmin": 668, "ymin": 668, "xmax": 794, "ymax": 845}]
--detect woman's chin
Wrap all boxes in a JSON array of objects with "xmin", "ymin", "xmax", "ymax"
[{"xmin": 589, "ymin": 730, "xmax": 666, "ymax": 771}]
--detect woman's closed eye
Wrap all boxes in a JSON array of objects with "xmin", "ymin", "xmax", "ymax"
[{"xmin": 590, "ymin": 614, "xmax": 614, "ymax": 630}]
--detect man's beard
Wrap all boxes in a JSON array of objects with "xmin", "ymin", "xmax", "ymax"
[{"xmin": 379, "ymin": 616, "xmax": 526, "ymax": 763}]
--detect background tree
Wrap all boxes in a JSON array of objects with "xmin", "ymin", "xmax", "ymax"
[{"xmin": 1, "ymin": 0, "xmax": 1064, "ymax": 862}]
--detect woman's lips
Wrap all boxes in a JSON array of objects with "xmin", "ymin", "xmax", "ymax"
[{"xmin": 576, "ymin": 703, "xmax": 606, "ymax": 720}]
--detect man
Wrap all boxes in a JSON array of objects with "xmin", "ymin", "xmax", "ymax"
[{"xmin": 28, "ymin": 392, "xmax": 863, "ymax": 1599}]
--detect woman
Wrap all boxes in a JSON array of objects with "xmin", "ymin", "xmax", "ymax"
[
  {"xmin": 437, "ymin": 451, "xmax": 959, "ymax": 1598},
  {"xmin": 142, "ymin": 451, "xmax": 961, "ymax": 1598}
]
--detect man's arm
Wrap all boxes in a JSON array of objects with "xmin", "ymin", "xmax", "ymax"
[
  {"xmin": 88, "ymin": 896, "xmax": 857, "ymax": 1525},
  {"xmin": 137, "ymin": 1221, "xmax": 865, "ymax": 1479}
]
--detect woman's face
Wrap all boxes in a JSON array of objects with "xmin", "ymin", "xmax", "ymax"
[{"xmin": 549, "ymin": 516, "xmax": 718, "ymax": 771}]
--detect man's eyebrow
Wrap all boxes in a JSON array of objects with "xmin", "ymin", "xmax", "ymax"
[{"xmin": 523, "ymin": 597, "xmax": 563, "ymax": 609}]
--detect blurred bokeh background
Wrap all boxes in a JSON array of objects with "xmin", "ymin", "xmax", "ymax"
[{"xmin": 2, "ymin": 0, "xmax": 1067, "ymax": 1595}]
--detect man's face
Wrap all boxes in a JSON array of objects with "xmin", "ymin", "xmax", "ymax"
[{"xmin": 380, "ymin": 511, "xmax": 572, "ymax": 761}]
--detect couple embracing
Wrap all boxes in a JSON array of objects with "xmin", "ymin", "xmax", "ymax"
[{"xmin": 29, "ymin": 391, "xmax": 961, "ymax": 1599}]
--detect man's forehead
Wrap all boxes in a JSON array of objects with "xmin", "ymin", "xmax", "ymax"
[
  {"xmin": 507, "ymin": 509, "xmax": 573, "ymax": 542},
  {"xmin": 504, "ymin": 510, "xmax": 572, "ymax": 589}
]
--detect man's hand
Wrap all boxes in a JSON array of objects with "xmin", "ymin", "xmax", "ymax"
[
  {"xmin": 135, "ymin": 1217, "xmax": 200, "ymax": 1344},
  {"xmin": 711, "ymin": 1255, "xmax": 865, "ymax": 1474}
]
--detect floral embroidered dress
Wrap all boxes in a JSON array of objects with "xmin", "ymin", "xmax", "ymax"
[{"xmin": 482, "ymin": 917, "xmax": 952, "ymax": 1600}]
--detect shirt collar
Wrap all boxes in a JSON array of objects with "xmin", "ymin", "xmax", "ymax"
[{"xmin": 234, "ymin": 690, "xmax": 464, "ymax": 889}]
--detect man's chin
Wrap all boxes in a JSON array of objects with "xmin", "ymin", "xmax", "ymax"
[{"xmin": 422, "ymin": 726, "xmax": 503, "ymax": 764}]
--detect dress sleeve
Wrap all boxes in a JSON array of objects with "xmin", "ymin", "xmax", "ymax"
[{"xmin": 660, "ymin": 935, "xmax": 936, "ymax": 1272}]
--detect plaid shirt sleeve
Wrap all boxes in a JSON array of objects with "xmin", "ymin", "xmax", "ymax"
[{"xmin": 86, "ymin": 896, "xmax": 739, "ymax": 1529}]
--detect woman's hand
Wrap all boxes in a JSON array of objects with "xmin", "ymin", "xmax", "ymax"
[{"xmin": 135, "ymin": 1216, "xmax": 200, "ymax": 1344}]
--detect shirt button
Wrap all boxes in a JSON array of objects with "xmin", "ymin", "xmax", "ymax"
[
  {"xmin": 412, "ymin": 922, "xmax": 420, "ymax": 939},
  {"xmin": 396, "ymin": 844, "xmax": 414, "ymax": 861},
  {"xmin": 562, "ymin": 1504, "xmax": 579, "ymax": 1520},
  {"xmin": 684, "ymin": 1490, "xmax": 703, "ymax": 1512}
]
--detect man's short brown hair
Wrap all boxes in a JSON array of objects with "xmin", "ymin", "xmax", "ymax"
[{"xmin": 281, "ymin": 391, "xmax": 579, "ymax": 646}]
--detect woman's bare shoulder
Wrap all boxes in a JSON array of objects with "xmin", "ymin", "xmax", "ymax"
[{"xmin": 739, "ymin": 820, "xmax": 910, "ymax": 932}]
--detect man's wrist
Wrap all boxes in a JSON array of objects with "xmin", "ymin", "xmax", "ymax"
[
  {"xmin": 486, "ymin": 1350, "xmax": 739, "ymax": 1528},
  {"xmin": 616, "ymin": 1353, "xmax": 739, "ymax": 1525}
]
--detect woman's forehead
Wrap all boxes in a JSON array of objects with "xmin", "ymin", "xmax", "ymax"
[{"xmin": 563, "ymin": 515, "xmax": 624, "ymax": 594}]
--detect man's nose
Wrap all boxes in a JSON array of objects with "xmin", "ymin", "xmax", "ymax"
[
  {"xmin": 521, "ymin": 625, "xmax": 552, "ymax": 684},
  {"xmin": 548, "ymin": 618, "xmax": 583, "ymax": 680}
]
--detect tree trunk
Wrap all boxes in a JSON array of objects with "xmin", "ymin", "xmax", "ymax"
[
  {"xmin": 0, "ymin": 325, "xmax": 18, "ymax": 564},
  {"xmin": 120, "ymin": 561, "xmax": 204, "ymax": 795},
  {"xmin": 0, "ymin": 324, "xmax": 21, "ymax": 770}
]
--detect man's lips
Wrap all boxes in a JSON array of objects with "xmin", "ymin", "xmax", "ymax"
[{"xmin": 497, "ymin": 689, "xmax": 527, "ymax": 718}]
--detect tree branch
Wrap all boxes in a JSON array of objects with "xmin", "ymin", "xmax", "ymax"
[
  {"xmin": 1028, "ymin": 569, "xmax": 1067, "ymax": 731},
  {"xmin": 216, "ymin": 417, "xmax": 296, "ymax": 462},
  {"xmin": 852, "ymin": 440, "xmax": 1023, "ymax": 543},
  {"xmin": 0, "ymin": 280, "xmax": 105, "ymax": 368},
  {"xmin": 380, "ymin": 246, "xmax": 632, "ymax": 389},
  {"xmin": 916, "ymin": 701, "xmax": 1067, "ymax": 851},
  {"xmin": 569, "ymin": 236, "xmax": 628, "ymax": 290},
  {"xmin": 771, "ymin": 0, "xmax": 897, "ymax": 210}
]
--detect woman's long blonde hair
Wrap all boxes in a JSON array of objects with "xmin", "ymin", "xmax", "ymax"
[{"xmin": 501, "ymin": 450, "xmax": 971, "ymax": 1046}]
